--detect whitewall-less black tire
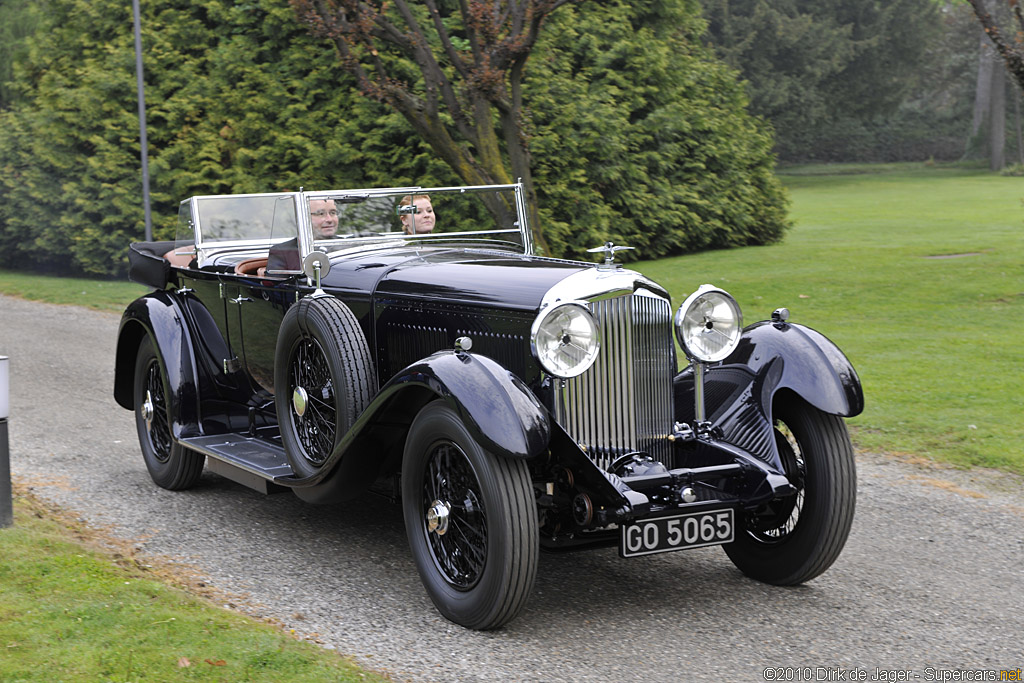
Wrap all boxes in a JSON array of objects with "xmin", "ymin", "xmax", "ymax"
[
  {"xmin": 402, "ymin": 400, "xmax": 538, "ymax": 630},
  {"xmin": 133, "ymin": 336, "xmax": 205, "ymax": 490},
  {"xmin": 724, "ymin": 395, "xmax": 856, "ymax": 585},
  {"xmin": 274, "ymin": 296, "xmax": 375, "ymax": 478}
]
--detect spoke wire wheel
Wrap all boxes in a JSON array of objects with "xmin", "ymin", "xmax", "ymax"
[
  {"xmin": 421, "ymin": 440, "xmax": 488, "ymax": 590},
  {"xmin": 274, "ymin": 297, "xmax": 375, "ymax": 481},
  {"xmin": 402, "ymin": 400, "xmax": 538, "ymax": 630},
  {"xmin": 748, "ymin": 421, "xmax": 806, "ymax": 543},
  {"xmin": 132, "ymin": 336, "xmax": 205, "ymax": 490},
  {"xmin": 143, "ymin": 357, "xmax": 172, "ymax": 463},
  {"xmin": 723, "ymin": 395, "xmax": 856, "ymax": 585},
  {"xmin": 288, "ymin": 337, "xmax": 336, "ymax": 467}
]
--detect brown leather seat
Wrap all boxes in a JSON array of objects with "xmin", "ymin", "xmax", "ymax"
[
  {"xmin": 163, "ymin": 248, "xmax": 196, "ymax": 268},
  {"xmin": 234, "ymin": 257, "xmax": 269, "ymax": 277}
]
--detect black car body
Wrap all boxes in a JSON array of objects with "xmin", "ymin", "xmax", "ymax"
[{"xmin": 114, "ymin": 183, "xmax": 863, "ymax": 629}]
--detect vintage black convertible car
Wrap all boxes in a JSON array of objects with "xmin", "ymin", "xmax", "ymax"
[{"xmin": 114, "ymin": 182, "xmax": 863, "ymax": 629}]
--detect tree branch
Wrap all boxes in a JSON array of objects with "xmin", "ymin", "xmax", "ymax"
[
  {"xmin": 388, "ymin": 0, "xmax": 475, "ymax": 139},
  {"xmin": 969, "ymin": 0, "xmax": 1024, "ymax": 92},
  {"xmin": 293, "ymin": 0, "xmax": 579, "ymax": 254},
  {"xmin": 305, "ymin": 0, "xmax": 379, "ymax": 97},
  {"xmin": 422, "ymin": 0, "xmax": 471, "ymax": 79}
]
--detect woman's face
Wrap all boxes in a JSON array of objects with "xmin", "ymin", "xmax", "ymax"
[{"xmin": 403, "ymin": 197, "xmax": 435, "ymax": 234}]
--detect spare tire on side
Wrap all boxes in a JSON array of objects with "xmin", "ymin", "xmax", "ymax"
[{"xmin": 274, "ymin": 296, "xmax": 376, "ymax": 478}]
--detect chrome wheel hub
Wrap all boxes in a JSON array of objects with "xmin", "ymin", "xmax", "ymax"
[
  {"xmin": 426, "ymin": 500, "xmax": 451, "ymax": 536},
  {"xmin": 292, "ymin": 386, "xmax": 309, "ymax": 418},
  {"xmin": 142, "ymin": 390, "xmax": 154, "ymax": 429}
]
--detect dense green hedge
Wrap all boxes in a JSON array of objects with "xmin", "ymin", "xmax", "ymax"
[{"xmin": 0, "ymin": 0, "xmax": 788, "ymax": 277}]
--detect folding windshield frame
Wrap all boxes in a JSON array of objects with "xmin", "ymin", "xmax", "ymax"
[
  {"xmin": 177, "ymin": 181, "xmax": 533, "ymax": 268},
  {"xmin": 301, "ymin": 182, "xmax": 532, "ymax": 255},
  {"xmin": 181, "ymin": 192, "xmax": 301, "ymax": 263}
]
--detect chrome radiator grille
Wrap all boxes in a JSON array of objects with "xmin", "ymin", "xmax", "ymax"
[{"xmin": 554, "ymin": 291, "xmax": 676, "ymax": 470}]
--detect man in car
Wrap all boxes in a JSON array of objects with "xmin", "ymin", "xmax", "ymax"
[
  {"xmin": 310, "ymin": 198, "xmax": 339, "ymax": 239},
  {"xmin": 399, "ymin": 194, "xmax": 435, "ymax": 235}
]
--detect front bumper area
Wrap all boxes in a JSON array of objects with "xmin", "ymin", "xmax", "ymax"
[{"xmin": 536, "ymin": 427, "xmax": 796, "ymax": 552}]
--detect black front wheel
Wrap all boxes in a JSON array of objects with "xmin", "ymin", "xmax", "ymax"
[
  {"xmin": 724, "ymin": 395, "xmax": 856, "ymax": 585},
  {"xmin": 402, "ymin": 401, "xmax": 538, "ymax": 630},
  {"xmin": 133, "ymin": 336, "xmax": 204, "ymax": 490}
]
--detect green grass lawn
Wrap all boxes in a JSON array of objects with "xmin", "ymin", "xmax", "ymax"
[
  {"xmin": 636, "ymin": 162, "xmax": 1024, "ymax": 473},
  {"xmin": 0, "ymin": 492, "xmax": 387, "ymax": 683},
  {"xmin": 0, "ymin": 269, "xmax": 147, "ymax": 313}
]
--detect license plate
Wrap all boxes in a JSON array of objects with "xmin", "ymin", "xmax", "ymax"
[{"xmin": 620, "ymin": 508, "xmax": 734, "ymax": 558}]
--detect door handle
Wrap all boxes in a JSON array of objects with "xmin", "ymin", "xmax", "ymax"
[{"xmin": 229, "ymin": 296, "xmax": 253, "ymax": 305}]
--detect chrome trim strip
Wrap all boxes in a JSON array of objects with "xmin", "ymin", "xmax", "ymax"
[
  {"xmin": 537, "ymin": 266, "xmax": 669, "ymax": 313},
  {"xmin": 186, "ymin": 182, "xmax": 531, "ymax": 269}
]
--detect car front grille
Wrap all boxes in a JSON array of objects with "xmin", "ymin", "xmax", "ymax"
[{"xmin": 554, "ymin": 291, "xmax": 676, "ymax": 471}]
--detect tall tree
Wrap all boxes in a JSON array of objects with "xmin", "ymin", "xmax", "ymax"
[
  {"xmin": 290, "ymin": 0, "xmax": 576, "ymax": 253},
  {"xmin": 700, "ymin": 0, "xmax": 941, "ymax": 158},
  {"xmin": 527, "ymin": 0, "xmax": 789, "ymax": 259}
]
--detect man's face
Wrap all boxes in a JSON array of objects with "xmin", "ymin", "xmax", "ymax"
[
  {"xmin": 310, "ymin": 199, "xmax": 338, "ymax": 239},
  {"xmin": 402, "ymin": 197, "xmax": 435, "ymax": 234}
]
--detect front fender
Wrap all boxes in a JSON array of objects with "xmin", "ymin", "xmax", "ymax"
[
  {"xmin": 674, "ymin": 320, "xmax": 863, "ymax": 469},
  {"xmin": 738, "ymin": 320, "xmax": 863, "ymax": 417},
  {"xmin": 382, "ymin": 351, "xmax": 552, "ymax": 460},
  {"xmin": 113, "ymin": 292, "xmax": 201, "ymax": 439}
]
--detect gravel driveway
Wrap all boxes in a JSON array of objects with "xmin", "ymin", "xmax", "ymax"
[{"xmin": 1, "ymin": 293, "xmax": 1022, "ymax": 682}]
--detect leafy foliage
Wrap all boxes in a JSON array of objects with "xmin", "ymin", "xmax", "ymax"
[
  {"xmin": 0, "ymin": 0, "xmax": 375, "ymax": 275},
  {"xmin": 528, "ymin": 0, "xmax": 789, "ymax": 260},
  {"xmin": 700, "ymin": 0, "xmax": 943, "ymax": 161},
  {"xmin": 0, "ymin": 0, "xmax": 788, "ymax": 276},
  {"xmin": 0, "ymin": 0, "xmax": 45, "ymax": 109}
]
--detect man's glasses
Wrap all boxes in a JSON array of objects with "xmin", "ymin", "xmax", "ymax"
[{"xmin": 311, "ymin": 210, "xmax": 339, "ymax": 218}]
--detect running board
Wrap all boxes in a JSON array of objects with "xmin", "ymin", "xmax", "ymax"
[{"xmin": 179, "ymin": 434, "xmax": 293, "ymax": 494}]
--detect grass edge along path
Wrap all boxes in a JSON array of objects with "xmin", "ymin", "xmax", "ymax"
[
  {"xmin": 0, "ymin": 269, "xmax": 147, "ymax": 314},
  {"xmin": 0, "ymin": 486, "xmax": 390, "ymax": 682}
]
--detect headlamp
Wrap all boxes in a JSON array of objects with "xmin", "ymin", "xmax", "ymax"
[
  {"xmin": 674, "ymin": 285, "xmax": 743, "ymax": 363},
  {"xmin": 531, "ymin": 303, "xmax": 600, "ymax": 378}
]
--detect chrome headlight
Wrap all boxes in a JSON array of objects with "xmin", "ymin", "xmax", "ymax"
[
  {"xmin": 674, "ymin": 285, "xmax": 743, "ymax": 363},
  {"xmin": 531, "ymin": 303, "xmax": 600, "ymax": 378}
]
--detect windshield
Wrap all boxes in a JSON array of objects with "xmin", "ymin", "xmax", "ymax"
[
  {"xmin": 303, "ymin": 185, "xmax": 527, "ymax": 254},
  {"xmin": 190, "ymin": 194, "xmax": 299, "ymax": 248}
]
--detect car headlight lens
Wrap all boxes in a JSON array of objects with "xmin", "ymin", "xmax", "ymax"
[
  {"xmin": 674, "ymin": 285, "xmax": 743, "ymax": 363},
  {"xmin": 531, "ymin": 303, "xmax": 600, "ymax": 378}
]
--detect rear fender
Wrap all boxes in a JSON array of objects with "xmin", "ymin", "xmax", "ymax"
[
  {"xmin": 113, "ymin": 292, "xmax": 201, "ymax": 439},
  {"xmin": 674, "ymin": 321, "xmax": 863, "ymax": 469}
]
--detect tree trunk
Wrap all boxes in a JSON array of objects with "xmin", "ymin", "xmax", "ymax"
[
  {"xmin": 990, "ymin": 64, "xmax": 1006, "ymax": 170},
  {"xmin": 968, "ymin": 32, "xmax": 995, "ymax": 156},
  {"xmin": 966, "ymin": 27, "xmax": 1008, "ymax": 168},
  {"xmin": 1015, "ymin": 91, "xmax": 1023, "ymax": 164}
]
